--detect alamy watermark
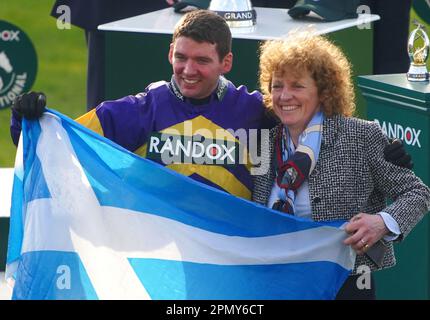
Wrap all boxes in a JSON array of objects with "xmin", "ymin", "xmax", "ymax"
[
  {"xmin": 56, "ymin": 265, "xmax": 71, "ymax": 290},
  {"xmin": 56, "ymin": 5, "xmax": 71, "ymax": 30},
  {"xmin": 356, "ymin": 264, "xmax": 372, "ymax": 290},
  {"xmin": 357, "ymin": 5, "xmax": 372, "ymax": 30}
]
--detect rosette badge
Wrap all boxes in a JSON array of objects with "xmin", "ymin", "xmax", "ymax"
[
  {"xmin": 407, "ymin": 20, "xmax": 430, "ymax": 82},
  {"xmin": 209, "ymin": 0, "xmax": 256, "ymax": 28}
]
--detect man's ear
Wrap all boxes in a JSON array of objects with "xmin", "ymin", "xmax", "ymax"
[
  {"xmin": 168, "ymin": 43, "xmax": 174, "ymax": 64},
  {"xmin": 222, "ymin": 52, "xmax": 233, "ymax": 74}
]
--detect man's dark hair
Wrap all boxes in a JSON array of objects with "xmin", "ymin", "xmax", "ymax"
[{"xmin": 173, "ymin": 10, "xmax": 232, "ymax": 61}]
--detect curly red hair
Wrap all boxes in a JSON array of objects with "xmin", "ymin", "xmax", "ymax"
[{"xmin": 259, "ymin": 33, "xmax": 355, "ymax": 117}]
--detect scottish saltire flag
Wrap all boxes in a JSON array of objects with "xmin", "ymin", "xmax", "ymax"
[{"xmin": 6, "ymin": 110, "xmax": 355, "ymax": 300}]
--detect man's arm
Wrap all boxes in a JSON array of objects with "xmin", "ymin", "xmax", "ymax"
[
  {"xmin": 384, "ymin": 138, "xmax": 413, "ymax": 169},
  {"xmin": 10, "ymin": 90, "xmax": 156, "ymax": 153}
]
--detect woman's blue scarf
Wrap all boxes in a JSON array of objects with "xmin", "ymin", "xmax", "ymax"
[{"xmin": 273, "ymin": 110, "xmax": 324, "ymax": 214}]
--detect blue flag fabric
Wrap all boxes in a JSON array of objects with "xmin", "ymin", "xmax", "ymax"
[{"xmin": 6, "ymin": 110, "xmax": 355, "ymax": 300}]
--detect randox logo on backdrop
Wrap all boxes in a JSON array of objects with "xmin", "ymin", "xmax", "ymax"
[
  {"xmin": 0, "ymin": 20, "xmax": 37, "ymax": 110},
  {"xmin": 374, "ymin": 119, "xmax": 422, "ymax": 148}
]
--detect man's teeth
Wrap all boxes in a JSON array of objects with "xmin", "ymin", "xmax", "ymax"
[
  {"xmin": 184, "ymin": 79, "xmax": 198, "ymax": 84},
  {"xmin": 281, "ymin": 105, "xmax": 299, "ymax": 111}
]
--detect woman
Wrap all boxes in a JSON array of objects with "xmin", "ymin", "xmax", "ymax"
[{"xmin": 253, "ymin": 34, "xmax": 430, "ymax": 300}]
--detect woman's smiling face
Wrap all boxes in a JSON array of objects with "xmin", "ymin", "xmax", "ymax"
[{"xmin": 271, "ymin": 69, "xmax": 321, "ymax": 132}]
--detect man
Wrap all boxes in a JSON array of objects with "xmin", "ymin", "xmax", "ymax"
[
  {"xmin": 51, "ymin": 0, "xmax": 169, "ymax": 110},
  {"xmin": 11, "ymin": 10, "xmax": 411, "ymax": 200},
  {"xmin": 11, "ymin": 10, "xmax": 270, "ymax": 200}
]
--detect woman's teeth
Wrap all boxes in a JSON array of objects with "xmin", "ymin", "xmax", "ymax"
[{"xmin": 281, "ymin": 105, "xmax": 299, "ymax": 111}]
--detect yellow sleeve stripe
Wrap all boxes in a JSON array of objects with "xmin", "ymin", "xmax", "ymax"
[
  {"xmin": 166, "ymin": 163, "xmax": 251, "ymax": 200},
  {"xmin": 75, "ymin": 109, "xmax": 104, "ymax": 136},
  {"xmin": 134, "ymin": 144, "xmax": 147, "ymax": 157}
]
